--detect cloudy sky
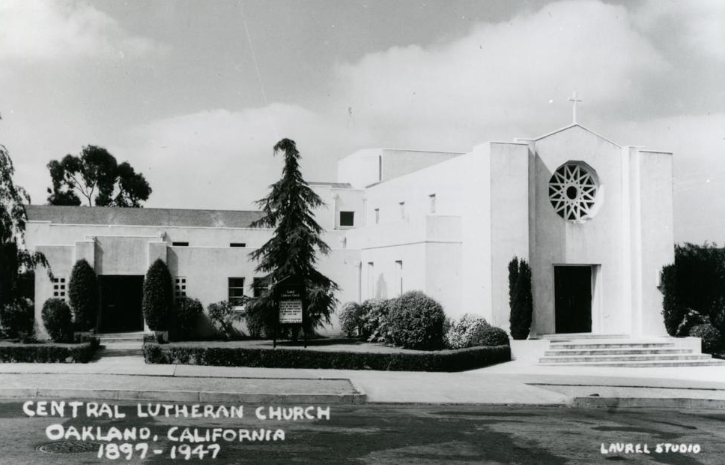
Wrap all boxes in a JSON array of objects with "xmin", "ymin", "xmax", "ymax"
[{"xmin": 0, "ymin": 0, "xmax": 723, "ymax": 243}]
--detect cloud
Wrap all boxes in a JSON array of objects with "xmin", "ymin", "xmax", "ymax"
[
  {"xmin": 70, "ymin": 0, "xmax": 722, "ymax": 243},
  {"xmin": 634, "ymin": 0, "xmax": 725, "ymax": 61},
  {"xmin": 117, "ymin": 104, "xmax": 362, "ymax": 210},
  {"xmin": 0, "ymin": 0, "xmax": 165, "ymax": 63},
  {"xmin": 331, "ymin": 0, "xmax": 671, "ymax": 149}
]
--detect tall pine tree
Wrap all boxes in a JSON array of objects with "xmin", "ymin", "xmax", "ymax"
[
  {"xmin": 246, "ymin": 139, "xmax": 338, "ymax": 336},
  {"xmin": 1, "ymin": 113, "xmax": 50, "ymax": 311}
]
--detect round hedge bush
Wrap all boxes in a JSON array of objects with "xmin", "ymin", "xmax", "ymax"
[
  {"xmin": 1, "ymin": 298, "xmax": 34, "ymax": 339},
  {"xmin": 387, "ymin": 291, "xmax": 446, "ymax": 350},
  {"xmin": 174, "ymin": 297, "xmax": 203, "ymax": 339},
  {"xmin": 689, "ymin": 323, "xmax": 722, "ymax": 354},
  {"xmin": 445, "ymin": 314, "xmax": 490, "ymax": 349},
  {"xmin": 142, "ymin": 259, "xmax": 173, "ymax": 331},
  {"xmin": 477, "ymin": 326, "xmax": 510, "ymax": 347},
  {"xmin": 41, "ymin": 298, "xmax": 73, "ymax": 342},
  {"xmin": 68, "ymin": 259, "xmax": 99, "ymax": 331},
  {"xmin": 339, "ymin": 302, "xmax": 366, "ymax": 337}
]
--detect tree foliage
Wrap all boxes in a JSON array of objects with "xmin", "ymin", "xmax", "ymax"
[
  {"xmin": 46, "ymin": 145, "xmax": 152, "ymax": 207},
  {"xmin": 509, "ymin": 257, "xmax": 533, "ymax": 340},
  {"xmin": 0, "ymin": 113, "xmax": 50, "ymax": 313},
  {"xmin": 246, "ymin": 139, "xmax": 338, "ymax": 335},
  {"xmin": 660, "ymin": 243, "xmax": 725, "ymax": 337},
  {"xmin": 68, "ymin": 259, "xmax": 99, "ymax": 331},
  {"xmin": 142, "ymin": 259, "xmax": 173, "ymax": 331}
]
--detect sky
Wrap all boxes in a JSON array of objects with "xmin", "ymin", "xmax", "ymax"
[{"xmin": 0, "ymin": 0, "xmax": 723, "ymax": 244}]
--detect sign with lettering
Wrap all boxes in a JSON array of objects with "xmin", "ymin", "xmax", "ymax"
[{"xmin": 278, "ymin": 287, "xmax": 303, "ymax": 324}]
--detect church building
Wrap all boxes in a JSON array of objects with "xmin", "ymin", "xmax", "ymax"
[{"xmin": 25, "ymin": 122, "xmax": 674, "ymax": 339}]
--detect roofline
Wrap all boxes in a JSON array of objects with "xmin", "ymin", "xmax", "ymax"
[
  {"xmin": 533, "ymin": 123, "xmax": 621, "ymax": 148},
  {"xmin": 24, "ymin": 204, "xmax": 262, "ymax": 214}
]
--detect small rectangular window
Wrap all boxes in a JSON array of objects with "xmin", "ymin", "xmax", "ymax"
[
  {"xmin": 175, "ymin": 277, "xmax": 187, "ymax": 298},
  {"xmin": 52, "ymin": 277, "xmax": 67, "ymax": 300},
  {"xmin": 367, "ymin": 262, "xmax": 375, "ymax": 297},
  {"xmin": 395, "ymin": 260, "xmax": 403, "ymax": 296},
  {"xmin": 230, "ymin": 243, "xmax": 247, "ymax": 248},
  {"xmin": 429, "ymin": 194, "xmax": 436, "ymax": 214},
  {"xmin": 339, "ymin": 211, "xmax": 354, "ymax": 227},
  {"xmin": 399, "ymin": 202, "xmax": 405, "ymax": 219},
  {"xmin": 172, "ymin": 242, "xmax": 189, "ymax": 247},
  {"xmin": 374, "ymin": 208, "xmax": 380, "ymax": 224},
  {"xmin": 228, "ymin": 277, "xmax": 246, "ymax": 307}
]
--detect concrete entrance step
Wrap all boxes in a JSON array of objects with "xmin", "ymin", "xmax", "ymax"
[
  {"xmin": 550, "ymin": 342, "xmax": 676, "ymax": 350},
  {"xmin": 98, "ymin": 332, "xmax": 146, "ymax": 343},
  {"xmin": 541, "ymin": 354, "xmax": 711, "ymax": 363},
  {"xmin": 539, "ymin": 333, "xmax": 629, "ymax": 341},
  {"xmin": 540, "ymin": 359, "xmax": 725, "ymax": 367},
  {"xmin": 544, "ymin": 348, "xmax": 693, "ymax": 356},
  {"xmin": 537, "ymin": 335, "xmax": 721, "ymax": 367}
]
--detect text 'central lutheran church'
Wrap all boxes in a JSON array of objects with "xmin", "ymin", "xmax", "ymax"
[{"xmin": 26, "ymin": 123, "xmax": 674, "ymax": 338}]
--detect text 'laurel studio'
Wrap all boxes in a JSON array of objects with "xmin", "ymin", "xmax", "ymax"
[
  {"xmin": 22, "ymin": 401, "xmax": 331, "ymax": 421},
  {"xmin": 601, "ymin": 443, "xmax": 701, "ymax": 454}
]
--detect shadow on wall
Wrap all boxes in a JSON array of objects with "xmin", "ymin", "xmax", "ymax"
[{"xmin": 375, "ymin": 274, "xmax": 388, "ymax": 299}]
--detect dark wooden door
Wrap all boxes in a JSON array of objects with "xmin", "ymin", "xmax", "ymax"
[
  {"xmin": 99, "ymin": 276, "xmax": 144, "ymax": 333},
  {"xmin": 554, "ymin": 266, "xmax": 592, "ymax": 333}
]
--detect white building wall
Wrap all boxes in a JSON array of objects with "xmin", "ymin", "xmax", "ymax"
[
  {"xmin": 530, "ymin": 126, "xmax": 628, "ymax": 335},
  {"xmin": 634, "ymin": 149, "xmax": 674, "ymax": 336}
]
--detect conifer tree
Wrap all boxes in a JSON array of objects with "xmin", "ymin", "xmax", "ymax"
[
  {"xmin": 0, "ymin": 113, "xmax": 49, "ymax": 312},
  {"xmin": 246, "ymin": 139, "xmax": 338, "ymax": 335}
]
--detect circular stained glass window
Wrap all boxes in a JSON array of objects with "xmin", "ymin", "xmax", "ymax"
[{"xmin": 549, "ymin": 163, "xmax": 600, "ymax": 222}]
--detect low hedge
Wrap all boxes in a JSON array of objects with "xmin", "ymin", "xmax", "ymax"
[
  {"xmin": 143, "ymin": 343, "xmax": 510, "ymax": 372},
  {"xmin": 0, "ymin": 338, "xmax": 100, "ymax": 363}
]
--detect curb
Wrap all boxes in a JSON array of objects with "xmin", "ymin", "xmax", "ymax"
[
  {"xmin": 0, "ymin": 388, "xmax": 366, "ymax": 405},
  {"xmin": 572, "ymin": 397, "xmax": 725, "ymax": 410}
]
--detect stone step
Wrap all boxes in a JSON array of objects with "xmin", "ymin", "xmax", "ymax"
[
  {"xmin": 99, "ymin": 335, "xmax": 146, "ymax": 343},
  {"xmin": 539, "ymin": 359, "xmax": 725, "ymax": 368},
  {"xmin": 539, "ymin": 333, "xmax": 630, "ymax": 340},
  {"xmin": 544, "ymin": 348, "xmax": 694, "ymax": 356},
  {"xmin": 540, "ymin": 354, "xmax": 711, "ymax": 363},
  {"xmin": 550, "ymin": 342, "xmax": 676, "ymax": 350}
]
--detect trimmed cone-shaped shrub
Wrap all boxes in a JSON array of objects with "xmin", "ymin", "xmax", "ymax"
[
  {"xmin": 142, "ymin": 259, "xmax": 173, "ymax": 331},
  {"xmin": 509, "ymin": 258, "xmax": 533, "ymax": 340},
  {"xmin": 42, "ymin": 298, "xmax": 73, "ymax": 342},
  {"xmin": 173, "ymin": 297, "xmax": 203, "ymax": 340},
  {"xmin": 1, "ymin": 298, "xmax": 34, "ymax": 339},
  {"xmin": 689, "ymin": 323, "xmax": 722, "ymax": 354},
  {"xmin": 68, "ymin": 259, "xmax": 99, "ymax": 331},
  {"xmin": 387, "ymin": 291, "xmax": 446, "ymax": 350},
  {"xmin": 661, "ymin": 263, "xmax": 684, "ymax": 336}
]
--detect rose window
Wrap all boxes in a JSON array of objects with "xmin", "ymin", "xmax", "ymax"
[{"xmin": 549, "ymin": 163, "xmax": 600, "ymax": 222}]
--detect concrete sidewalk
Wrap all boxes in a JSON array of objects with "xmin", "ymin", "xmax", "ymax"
[{"xmin": 3, "ymin": 354, "xmax": 725, "ymax": 407}]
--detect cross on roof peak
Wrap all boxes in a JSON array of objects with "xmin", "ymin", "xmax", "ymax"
[{"xmin": 568, "ymin": 91, "xmax": 582, "ymax": 124}]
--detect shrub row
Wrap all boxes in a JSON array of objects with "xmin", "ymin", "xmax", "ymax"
[
  {"xmin": 0, "ymin": 338, "xmax": 100, "ymax": 363},
  {"xmin": 143, "ymin": 343, "xmax": 511, "ymax": 372}
]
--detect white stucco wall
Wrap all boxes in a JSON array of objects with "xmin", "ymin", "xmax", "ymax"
[{"xmin": 530, "ymin": 126, "xmax": 627, "ymax": 335}]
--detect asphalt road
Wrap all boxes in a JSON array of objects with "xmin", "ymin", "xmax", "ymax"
[{"xmin": 0, "ymin": 400, "xmax": 723, "ymax": 464}]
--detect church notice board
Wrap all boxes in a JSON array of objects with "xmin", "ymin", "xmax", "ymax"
[{"xmin": 278, "ymin": 287, "xmax": 303, "ymax": 324}]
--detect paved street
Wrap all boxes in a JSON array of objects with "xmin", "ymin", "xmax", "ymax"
[{"xmin": 0, "ymin": 400, "xmax": 724, "ymax": 464}]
